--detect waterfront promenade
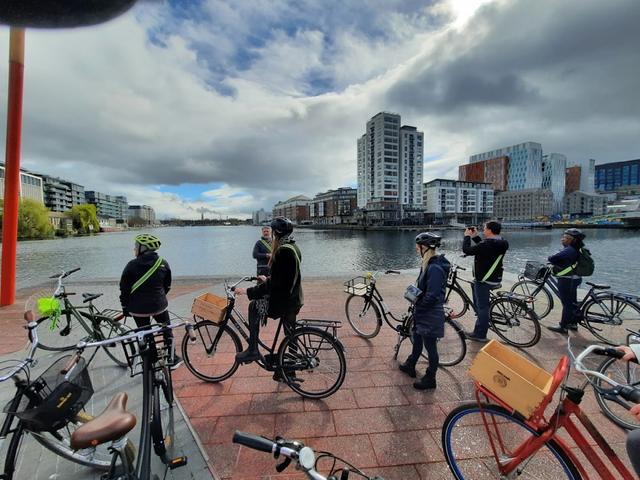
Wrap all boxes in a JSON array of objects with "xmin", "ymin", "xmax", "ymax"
[{"xmin": 0, "ymin": 275, "xmax": 635, "ymax": 479}]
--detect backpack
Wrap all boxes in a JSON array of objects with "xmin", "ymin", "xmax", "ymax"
[{"xmin": 574, "ymin": 247, "xmax": 595, "ymax": 277}]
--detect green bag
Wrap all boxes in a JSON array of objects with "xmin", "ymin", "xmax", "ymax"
[{"xmin": 37, "ymin": 297, "xmax": 62, "ymax": 331}]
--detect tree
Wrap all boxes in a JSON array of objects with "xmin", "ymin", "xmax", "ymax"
[
  {"xmin": 12, "ymin": 199, "xmax": 54, "ymax": 239},
  {"xmin": 66, "ymin": 204, "xmax": 100, "ymax": 234}
]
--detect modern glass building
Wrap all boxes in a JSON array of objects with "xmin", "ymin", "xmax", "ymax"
[
  {"xmin": 595, "ymin": 159, "xmax": 640, "ymax": 192},
  {"xmin": 470, "ymin": 142, "xmax": 543, "ymax": 191},
  {"xmin": 541, "ymin": 153, "xmax": 567, "ymax": 214}
]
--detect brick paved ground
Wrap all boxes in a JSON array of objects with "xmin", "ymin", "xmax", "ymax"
[{"xmin": 0, "ymin": 274, "xmax": 636, "ymax": 479}]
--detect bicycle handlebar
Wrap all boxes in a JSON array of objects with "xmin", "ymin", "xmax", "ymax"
[
  {"xmin": 384, "ymin": 270, "xmax": 401, "ymax": 275},
  {"xmin": 233, "ymin": 431, "xmax": 277, "ymax": 453},
  {"xmin": 0, "ymin": 320, "xmax": 40, "ymax": 383}
]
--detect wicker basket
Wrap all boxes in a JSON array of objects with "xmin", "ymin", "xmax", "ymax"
[
  {"xmin": 523, "ymin": 261, "xmax": 547, "ymax": 281},
  {"xmin": 191, "ymin": 292, "xmax": 228, "ymax": 323},
  {"xmin": 469, "ymin": 340, "xmax": 553, "ymax": 419},
  {"xmin": 343, "ymin": 276, "xmax": 372, "ymax": 296}
]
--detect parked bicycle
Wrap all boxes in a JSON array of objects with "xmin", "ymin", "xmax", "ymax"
[
  {"xmin": 0, "ymin": 311, "xmax": 135, "ymax": 480},
  {"xmin": 511, "ymin": 261, "xmax": 640, "ymax": 345},
  {"xmin": 28, "ymin": 268, "xmax": 130, "ymax": 366},
  {"xmin": 64, "ymin": 313, "xmax": 195, "ymax": 479},
  {"xmin": 182, "ymin": 277, "xmax": 346, "ymax": 399},
  {"xmin": 441, "ymin": 340, "xmax": 640, "ymax": 479},
  {"xmin": 344, "ymin": 270, "xmax": 467, "ymax": 367},
  {"xmin": 232, "ymin": 430, "xmax": 384, "ymax": 479},
  {"xmin": 444, "ymin": 261, "xmax": 542, "ymax": 348}
]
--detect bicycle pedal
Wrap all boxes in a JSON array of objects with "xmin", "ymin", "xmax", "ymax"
[{"xmin": 168, "ymin": 456, "xmax": 188, "ymax": 469}]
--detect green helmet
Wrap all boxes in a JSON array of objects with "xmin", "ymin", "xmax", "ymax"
[{"xmin": 135, "ymin": 233, "xmax": 161, "ymax": 251}]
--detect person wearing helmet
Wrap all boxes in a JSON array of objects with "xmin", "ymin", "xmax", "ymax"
[
  {"xmin": 547, "ymin": 228, "xmax": 586, "ymax": 334},
  {"xmin": 119, "ymin": 234, "xmax": 180, "ymax": 368},
  {"xmin": 234, "ymin": 217, "xmax": 303, "ymax": 372},
  {"xmin": 398, "ymin": 232, "xmax": 450, "ymax": 390}
]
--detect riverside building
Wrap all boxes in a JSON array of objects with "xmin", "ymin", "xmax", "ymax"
[
  {"xmin": 41, "ymin": 175, "xmax": 85, "ymax": 212},
  {"xmin": 0, "ymin": 164, "xmax": 44, "ymax": 204},
  {"xmin": 272, "ymin": 195, "xmax": 311, "ymax": 224},
  {"xmin": 309, "ymin": 188, "xmax": 357, "ymax": 225},
  {"xmin": 423, "ymin": 179, "xmax": 494, "ymax": 224},
  {"xmin": 541, "ymin": 153, "xmax": 567, "ymax": 215},
  {"xmin": 494, "ymin": 189, "xmax": 553, "ymax": 221},
  {"xmin": 85, "ymin": 191, "xmax": 128, "ymax": 220},
  {"xmin": 595, "ymin": 158, "xmax": 640, "ymax": 196},
  {"xmin": 470, "ymin": 142, "xmax": 543, "ymax": 190}
]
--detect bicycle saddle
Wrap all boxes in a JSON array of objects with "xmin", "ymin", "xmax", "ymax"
[
  {"xmin": 70, "ymin": 392, "xmax": 136, "ymax": 450},
  {"xmin": 489, "ymin": 284, "xmax": 502, "ymax": 291},
  {"xmin": 82, "ymin": 292, "xmax": 103, "ymax": 303},
  {"xmin": 585, "ymin": 282, "xmax": 610, "ymax": 290}
]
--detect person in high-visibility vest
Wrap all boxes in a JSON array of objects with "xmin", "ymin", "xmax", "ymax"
[
  {"xmin": 253, "ymin": 226, "xmax": 272, "ymax": 276},
  {"xmin": 547, "ymin": 228, "xmax": 585, "ymax": 334}
]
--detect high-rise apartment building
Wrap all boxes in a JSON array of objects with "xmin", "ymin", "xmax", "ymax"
[
  {"xmin": 470, "ymin": 142, "xmax": 542, "ymax": 190},
  {"xmin": 357, "ymin": 112, "xmax": 423, "ymax": 209},
  {"xmin": 541, "ymin": 153, "xmax": 567, "ymax": 214}
]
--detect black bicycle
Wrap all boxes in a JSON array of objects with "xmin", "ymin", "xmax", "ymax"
[
  {"xmin": 233, "ymin": 431, "xmax": 384, "ymax": 479},
  {"xmin": 343, "ymin": 270, "xmax": 466, "ymax": 367},
  {"xmin": 27, "ymin": 268, "xmax": 131, "ymax": 366},
  {"xmin": 444, "ymin": 262, "xmax": 542, "ymax": 348},
  {"xmin": 182, "ymin": 277, "xmax": 347, "ymax": 399},
  {"xmin": 511, "ymin": 261, "xmax": 640, "ymax": 345},
  {"xmin": 0, "ymin": 311, "xmax": 136, "ymax": 480},
  {"xmin": 64, "ymin": 314, "xmax": 195, "ymax": 479}
]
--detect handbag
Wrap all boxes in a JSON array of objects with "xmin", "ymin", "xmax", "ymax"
[{"xmin": 404, "ymin": 284, "xmax": 422, "ymax": 303}]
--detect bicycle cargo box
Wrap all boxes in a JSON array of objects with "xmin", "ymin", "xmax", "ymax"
[
  {"xmin": 191, "ymin": 293, "xmax": 228, "ymax": 323},
  {"xmin": 469, "ymin": 340, "xmax": 553, "ymax": 419},
  {"xmin": 343, "ymin": 276, "xmax": 372, "ymax": 296}
]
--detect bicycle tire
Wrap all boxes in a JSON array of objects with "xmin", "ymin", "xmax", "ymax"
[
  {"xmin": 34, "ymin": 309, "xmax": 91, "ymax": 352},
  {"xmin": 445, "ymin": 284, "xmax": 469, "ymax": 319},
  {"xmin": 582, "ymin": 294, "xmax": 640, "ymax": 346},
  {"xmin": 489, "ymin": 297, "xmax": 541, "ymax": 348},
  {"xmin": 98, "ymin": 317, "xmax": 132, "ymax": 368},
  {"xmin": 510, "ymin": 279, "xmax": 553, "ymax": 320},
  {"xmin": 152, "ymin": 366, "xmax": 174, "ymax": 460},
  {"xmin": 344, "ymin": 295, "xmax": 382, "ymax": 338},
  {"xmin": 277, "ymin": 327, "xmax": 346, "ymax": 399},
  {"xmin": 442, "ymin": 403, "xmax": 582, "ymax": 480},
  {"xmin": 405, "ymin": 316, "xmax": 467, "ymax": 367},
  {"xmin": 2, "ymin": 419, "xmax": 25, "ymax": 479},
  {"xmin": 594, "ymin": 356, "xmax": 640, "ymax": 430},
  {"xmin": 182, "ymin": 318, "xmax": 242, "ymax": 382}
]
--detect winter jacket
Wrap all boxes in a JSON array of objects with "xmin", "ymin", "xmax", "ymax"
[
  {"xmin": 548, "ymin": 245, "xmax": 580, "ymax": 278},
  {"xmin": 247, "ymin": 240, "xmax": 303, "ymax": 319},
  {"xmin": 413, "ymin": 254, "xmax": 451, "ymax": 338},
  {"xmin": 120, "ymin": 251, "xmax": 171, "ymax": 316},
  {"xmin": 462, "ymin": 235, "xmax": 509, "ymax": 285},
  {"xmin": 252, "ymin": 237, "xmax": 272, "ymax": 276}
]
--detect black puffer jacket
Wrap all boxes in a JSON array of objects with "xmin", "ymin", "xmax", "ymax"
[
  {"xmin": 119, "ymin": 251, "xmax": 171, "ymax": 316},
  {"xmin": 414, "ymin": 254, "xmax": 451, "ymax": 338},
  {"xmin": 462, "ymin": 235, "xmax": 509, "ymax": 284}
]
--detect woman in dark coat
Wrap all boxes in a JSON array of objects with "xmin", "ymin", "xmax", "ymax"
[{"xmin": 399, "ymin": 232, "xmax": 451, "ymax": 390}]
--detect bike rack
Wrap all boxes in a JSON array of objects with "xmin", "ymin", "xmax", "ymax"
[{"xmin": 297, "ymin": 319, "xmax": 342, "ymax": 339}]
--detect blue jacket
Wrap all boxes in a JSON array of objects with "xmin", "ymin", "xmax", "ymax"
[
  {"xmin": 548, "ymin": 245, "xmax": 579, "ymax": 277},
  {"xmin": 414, "ymin": 254, "xmax": 451, "ymax": 338}
]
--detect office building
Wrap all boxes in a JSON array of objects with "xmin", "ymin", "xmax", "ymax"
[
  {"xmin": 470, "ymin": 142, "xmax": 543, "ymax": 190},
  {"xmin": 563, "ymin": 191, "xmax": 607, "ymax": 217},
  {"xmin": 272, "ymin": 195, "xmax": 311, "ymax": 223},
  {"xmin": 565, "ymin": 166, "xmax": 581, "ymax": 194},
  {"xmin": 423, "ymin": 179, "xmax": 493, "ymax": 223},
  {"xmin": 494, "ymin": 189, "xmax": 553, "ymax": 221},
  {"xmin": 459, "ymin": 155, "xmax": 509, "ymax": 191},
  {"xmin": 128, "ymin": 205, "xmax": 155, "ymax": 225},
  {"xmin": 310, "ymin": 187, "xmax": 357, "ymax": 225},
  {"xmin": 0, "ymin": 164, "xmax": 44, "ymax": 203},
  {"xmin": 595, "ymin": 159, "xmax": 640, "ymax": 195},
  {"xmin": 541, "ymin": 153, "xmax": 567, "ymax": 215}
]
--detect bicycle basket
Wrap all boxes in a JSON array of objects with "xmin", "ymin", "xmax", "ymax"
[
  {"xmin": 121, "ymin": 328, "xmax": 171, "ymax": 377},
  {"xmin": 191, "ymin": 292, "xmax": 228, "ymax": 323},
  {"xmin": 523, "ymin": 261, "xmax": 547, "ymax": 281},
  {"xmin": 5, "ymin": 355, "xmax": 93, "ymax": 432},
  {"xmin": 343, "ymin": 276, "xmax": 372, "ymax": 296}
]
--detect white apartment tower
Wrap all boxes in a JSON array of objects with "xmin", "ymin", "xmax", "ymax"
[{"xmin": 357, "ymin": 112, "xmax": 423, "ymax": 208}]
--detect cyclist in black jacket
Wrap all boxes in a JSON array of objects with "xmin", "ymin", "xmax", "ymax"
[
  {"xmin": 252, "ymin": 226, "xmax": 272, "ymax": 276},
  {"xmin": 120, "ymin": 234, "xmax": 181, "ymax": 368},
  {"xmin": 462, "ymin": 221, "xmax": 509, "ymax": 342}
]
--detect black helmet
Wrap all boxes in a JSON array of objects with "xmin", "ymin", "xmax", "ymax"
[
  {"xmin": 563, "ymin": 228, "xmax": 585, "ymax": 241},
  {"xmin": 271, "ymin": 217, "xmax": 293, "ymax": 237},
  {"xmin": 415, "ymin": 232, "xmax": 441, "ymax": 248}
]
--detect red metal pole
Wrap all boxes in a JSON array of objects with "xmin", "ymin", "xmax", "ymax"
[{"xmin": 1, "ymin": 28, "xmax": 25, "ymax": 306}]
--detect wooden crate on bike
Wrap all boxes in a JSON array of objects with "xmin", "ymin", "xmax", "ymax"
[
  {"xmin": 191, "ymin": 293, "xmax": 228, "ymax": 323},
  {"xmin": 469, "ymin": 340, "xmax": 553, "ymax": 419}
]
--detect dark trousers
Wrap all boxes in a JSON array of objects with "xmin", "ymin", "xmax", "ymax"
[
  {"xmin": 247, "ymin": 301, "xmax": 297, "ymax": 342},
  {"xmin": 408, "ymin": 331, "xmax": 439, "ymax": 375},
  {"xmin": 627, "ymin": 429, "xmax": 640, "ymax": 476},
  {"xmin": 472, "ymin": 281, "xmax": 492, "ymax": 338},
  {"xmin": 556, "ymin": 277, "xmax": 581, "ymax": 328},
  {"xmin": 131, "ymin": 310, "xmax": 173, "ymax": 357}
]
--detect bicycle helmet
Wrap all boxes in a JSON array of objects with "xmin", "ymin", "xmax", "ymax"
[
  {"xmin": 563, "ymin": 228, "xmax": 585, "ymax": 241},
  {"xmin": 271, "ymin": 217, "xmax": 293, "ymax": 237},
  {"xmin": 415, "ymin": 232, "xmax": 441, "ymax": 248},
  {"xmin": 134, "ymin": 233, "xmax": 161, "ymax": 251}
]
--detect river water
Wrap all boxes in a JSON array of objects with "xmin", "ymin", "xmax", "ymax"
[{"xmin": 9, "ymin": 226, "xmax": 640, "ymax": 294}]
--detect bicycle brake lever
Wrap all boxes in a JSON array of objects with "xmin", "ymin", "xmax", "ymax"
[{"xmin": 275, "ymin": 457, "xmax": 292, "ymax": 472}]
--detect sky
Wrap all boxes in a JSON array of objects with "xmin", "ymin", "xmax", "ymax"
[{"xmin": 1, "ymin": 0, "xmax": 638, "ymax": 219}]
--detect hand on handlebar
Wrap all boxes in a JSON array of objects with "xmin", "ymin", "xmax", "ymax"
[
  {"xmin": 234, "ymin": 287, "xmax": 247, "ymax": 295},
  {"xmin": 631, "ymin": 404, "xmax": 640, "ymax": 421},
  {"xmin": 616, "ymin": 345, "xmax": 638, "ymax": 362}
]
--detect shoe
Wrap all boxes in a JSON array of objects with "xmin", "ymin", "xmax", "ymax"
[
  {"xmin": 413, "ymin": 372, "xmax": 437, "ymax": 390},
  {"xmin": 566, "ymin": 324, "xmax": 578, "ymax": 331},
  {"xmin": 169, "ymin": 354, "xmax": 183, "ymax": 371},
  {"xmin": 547, "ymin": 325, "xmax": 568, "ymax": 335},
  {"xmin": 465, "ymin": 331, "xmax": 490, "ymax": 343},
  {"xmin": 272, "ymin": 370, "xmax": 300, "ymax": 384},
  {"xmin": 398, "ymin": 361, "xmax": 417, "ymax": 378},
  {"xmin": 235, "ymin": 348, "xmax": 264, "ymax": 364}
]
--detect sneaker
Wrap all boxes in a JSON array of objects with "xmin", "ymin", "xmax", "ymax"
[
  {"xmin": 566, "ymin": 324, "xmax": 578, "ymax": 332},
  {"xmin": 465, "ymin": 331, "xmax": 490, "ymax": 343},
  {"xmin": 169, "ymin": 355, "xmax": 183, "ymax": 371},
  {"xmin": 547, "ymin": 325, "xmax": 568, "ymax": 335}
]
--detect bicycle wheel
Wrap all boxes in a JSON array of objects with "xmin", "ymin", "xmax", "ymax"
[
  {"xmin": 442, "ymin": 403, "xmax": 581, "ymax": 480},
  {"xmin": 582, "ymin": 294, "xmax": 640, "ymax": 346},
  {"xmin": 489, "ymin": 297, "xmax": 541, "ymax": 348},
  {"xmin": 438, "ymin": 319, "xmax": 467, "ymax": 367},
  {"xmin": 98, "ymin": 317, "xmax": 132, "ymax": 368},
  {"xmin": 510, "ymin": 280, "xmax": 553, "ymax": 320},
  {"xmin": 344, "ymin": 295, "xmax": 382, "ymax": 338},
  {"xmin": 33, "ymin": 309, "xmax": 91, "ymax": 352},
  {"xmin": 594, "ymin": 356, "xmax": 640, "ymax": 430},
  {"xmin": 445, "ymin": 284, "xmax": 469, "ymax": 319},
  {"xmin": 152, "ymin": 366, "xmax": 175, "ymax": 461},
  {"xmin": 277, "ymin": 327, "xmax": 346, "ymax": 399},
  {"xmin": 182, "ymin": 318, "xmax": 242, "ymax": 382}
]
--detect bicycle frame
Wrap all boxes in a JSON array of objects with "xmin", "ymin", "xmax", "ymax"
[{"xmin": 361, "ymin": 282, "xmax": 406, "ymax": 329}]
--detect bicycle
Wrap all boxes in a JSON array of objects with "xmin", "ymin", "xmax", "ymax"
[
  {"xmin": 441, "ymin": 340, "xmax": 640, "ymax": 479},
  {"xmin": 232, "ymin": 430, "xmax": 384, "ymax": 479},
  {"xmin": 444, "ymin": 261, "xmax": 542, "ymax": 348},
  {"xmin": 0, "ymin": 311, "xmax": 135, "ymax": 480},
  {"xmin": 28, "ymin": 267, "xmax": 131, "ymax": 367},
  {"xmin": 343, "ymin": 270, "xmax": 467, "ymax": 367},
  {"xmin": 64, "ymin": 313, "xmax": 195, "ymax": 479},
  {"xmin": 182, "ymin": 276, "xmax": 347, "ymax": 399},
  {"xmin": 593, "ymin": 327, "xmax": 640, "ymax": 430},
  {"xmin": 511, "ymin": 261, "xmax": 640, "ymax": 345}
]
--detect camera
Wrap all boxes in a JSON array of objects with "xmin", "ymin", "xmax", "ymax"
[{"xmin": 465, "ymin": 225, "xmax": 477, "ymax": 230}]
